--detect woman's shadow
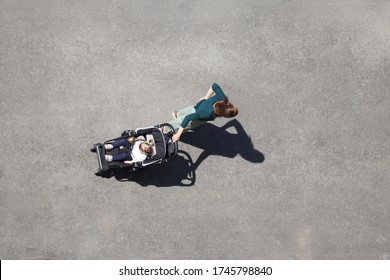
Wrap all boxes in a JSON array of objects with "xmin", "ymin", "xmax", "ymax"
[{"xmin": 180, "ymin": 119, "xmax": 265, "ymax": 170}]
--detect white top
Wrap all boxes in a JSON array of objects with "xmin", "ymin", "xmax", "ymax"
[{"xmin": 130, "ymin": 136, "xmax": 148, "ymax": 162}]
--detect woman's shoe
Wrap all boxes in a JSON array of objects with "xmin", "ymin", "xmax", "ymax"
[{"xmin": 171, "ymin": 111, "xmax": 178, "ymax": 118}]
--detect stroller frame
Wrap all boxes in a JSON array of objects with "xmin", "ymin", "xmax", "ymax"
[{"xmin": 91, "ymin": 123, "xmax": 178, "ymax": 175}]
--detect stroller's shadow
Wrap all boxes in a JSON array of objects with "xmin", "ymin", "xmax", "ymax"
[
  {"xmin": 112, "ymin": 119, "xmax": 264, "ymax": 187},
  {"xmin": 113, "ymin": 150, "xmax": 196, "ymax": 187},
  {"xmin": 180, "ymin": 119, "xmax": 265, "ymax": 170}
]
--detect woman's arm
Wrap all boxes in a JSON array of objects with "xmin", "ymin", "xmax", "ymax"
[
  {"xmin": 210, "ymin": 83, "xmax": 226, "ymax": 100},
  {"xmin": 172, "ymin": 127, "xmax": 184, "ymax": 142},
  {"xmin": 199, "ymin": 85, "xmax": 215, "ymax": 101}
]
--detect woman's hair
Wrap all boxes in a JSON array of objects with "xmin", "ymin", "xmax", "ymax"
[
  {"xmin": 214, "ymin": 100, "xmax": 239, "ymax": 118},
  {"xmin": 139, "ymin": 139, "xmax": 154, "ymax": 155}
]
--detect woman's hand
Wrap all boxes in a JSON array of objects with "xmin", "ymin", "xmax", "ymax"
[
  {"xmin": 172, "ymin": 127, "xmax": 184, "ymax": 142},
  {"xmin": 172, "ymin": 133, "xmax": 180, "ymax": 142},
  {"xmin": 203, "ymin": 86, "xmax": 215, "ymax": 100},
  {"xmin": 198, "ymin": 85, "xmax": 215, "ymax": 101}
]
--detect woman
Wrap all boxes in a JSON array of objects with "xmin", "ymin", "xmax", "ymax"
[
  {"xmin": 169, "ymin": 83, "xmax": 238, "ymax": 142},
  {"xmin": 104, "ymin": 137, "xmax": 154, "ymax": 164}
]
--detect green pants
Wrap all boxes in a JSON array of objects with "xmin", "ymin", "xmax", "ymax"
[{"xmin": 168, "ymin": 106, "xmax": 206, "ymax": 132}]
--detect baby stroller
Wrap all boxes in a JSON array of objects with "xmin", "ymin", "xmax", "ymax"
[{"xmin": 91, "ymin": 123, "xmax": 178, "ymax": 176}]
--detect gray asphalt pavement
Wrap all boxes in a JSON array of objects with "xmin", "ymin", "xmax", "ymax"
[{"xmin": 0, "ymin": 0, "xmax": 389, "ymax": 259}]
